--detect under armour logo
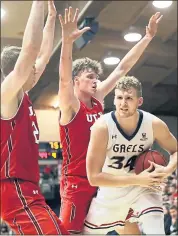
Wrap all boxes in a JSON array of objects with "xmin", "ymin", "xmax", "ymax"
[
  {"xmin": 33, "ymin": 190, "xmax": 39, "ymax": 194},
  {"xmin": 112, "ymin": 135, "xmax": 117, "ymax": 139},
  {"xmin": 71, "ymin": 184, "xmax": 78, "ymax": 189},
  {"xmin": 140, "ymin": 133, "xmax": 148, "ymax": 141}
]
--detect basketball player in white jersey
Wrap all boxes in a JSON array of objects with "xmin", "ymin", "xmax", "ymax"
[{"xmin": 83, "ymin": 76, "xmax": 177, "ymax": 235}]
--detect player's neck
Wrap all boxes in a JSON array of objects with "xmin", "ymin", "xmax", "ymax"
[
  {"xmin": 116, "ymin": 111, "xmax": 140, "ymax": 131},
  {"xmin": 75, "ymin": 89, "xmax": 93, "ymax": 108}
]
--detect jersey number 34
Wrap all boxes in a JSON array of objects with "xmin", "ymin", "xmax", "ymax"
[{"xmin": 108, "ymin": 155, "xmax": 137, "ymax": 172}]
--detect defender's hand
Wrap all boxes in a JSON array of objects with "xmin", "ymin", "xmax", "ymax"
[
  {"xmin": 48, "ymin": 0, "xmax": 57, "ymax": 17},
  {"xmin": 58, "ymin": 7, "xmax": 90, "ymax": 43},
  {"xmin": 146, "ymin": 12, "xmax": 163, "ymax": 39}
]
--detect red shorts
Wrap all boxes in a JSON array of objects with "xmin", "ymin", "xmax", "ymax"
[
  {"xmin": 60, "ymin": 176, "xmax": 97, "ymax": 234},
  {"xmin": 1, "ymin": 179, "xmax": 69, "ymax": 235}
]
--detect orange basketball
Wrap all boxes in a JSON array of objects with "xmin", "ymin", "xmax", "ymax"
[{"xmin": 135, "ymin": 150, "xmax": 168, "ymax": 174}]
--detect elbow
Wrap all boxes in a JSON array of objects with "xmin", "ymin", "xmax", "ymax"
[
  {"xmin": 88, "ymin": 179, "xmax": 97, "ymax": 187},
  {"xmin": 88, "ymin": 175, "xmax": 98, "ymax": 187},
  {"xmin": 117, "ymin": 64, "xmax": 130, "ymax": 76},
  {"xmin": 24, "ymin": 43, "xmax": 41, "ymax": 56}
]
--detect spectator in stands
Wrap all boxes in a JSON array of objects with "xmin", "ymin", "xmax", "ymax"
[
  {"xmin": 173, "ymin": 196, "xmax": 177, "ymax": 206},
  {"xmin": 163, "ymin": 204, "xmax": 172, "ymax": 235},
  {"xmin": 169, "ymin": 184, "xmax": 177, "ymax": 195},
  {"xmin": 169, "ymin": 205, "xmax": 178, "ymax": 235},
  {"xmin": 44, "ymin": 165, "xmax": 52, "ymax": 175}
]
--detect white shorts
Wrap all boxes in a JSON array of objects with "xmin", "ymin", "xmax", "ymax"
[{"xmin": 83, "ymin": 187, "xmax": 163, "ymax": 234}]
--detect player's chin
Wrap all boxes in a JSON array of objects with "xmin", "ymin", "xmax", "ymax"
[
  {"xmin": 118, "ymin": 110, "xmax": 130, "ymax": 117},
  {"xmin": 119, "ymin": 113, "xmax": 131, "ymax": 118},
  {"xmin": 89, "ymin": 89, "xmax": 96, "ymax": 95}
]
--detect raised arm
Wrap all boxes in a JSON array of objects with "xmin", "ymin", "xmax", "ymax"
[
  {"xmin": 151, "ymin": 117, "xmax": 177, "ymax": 176},
  {"xmin": 86, "ymin": 118, "xmax": 165, "ymax": 188},
  {"xmin": 23, "ymin": 0, "xmax": 57, "ymax": 91},
  {"xmin": 58, "ymin": 7, "xmax": 90, "ymax": 120},
  {"xmin": 95, "ymin": 12, "xmax": 163, "ymax": 101},
  {"xmin": 1, "ymin": 1, "xmax": 44, "ymax": 103}
]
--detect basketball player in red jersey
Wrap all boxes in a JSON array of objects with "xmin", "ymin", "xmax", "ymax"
[
  {"xmin": 58, "ymin": 7, "xmax": 162, "ymax": 234},
  {"xmin": 1, "ymin": 1, "xmax": 68, "ymax": 235}
]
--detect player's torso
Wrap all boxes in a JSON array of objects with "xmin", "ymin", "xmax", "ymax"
[
  {"xmin": 0, "ymin": 92, "xmax": 40, "ymax": 183},
  {"xmin": 60, "ymin": 97, "xmax": 103, "ymax": 177},
  {"xmin": 96, "ymin": 110, "xmax": 155, "ymax": 200},
  {"xmin": 102, "ymin": 110, "xmax": 154, "ymax": 176}
]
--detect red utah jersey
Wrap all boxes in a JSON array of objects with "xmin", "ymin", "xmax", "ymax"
[
  {"xmin": 1, "ymin": 92, "xmax": 40, "ymax": 183},
  {"xmin": 60, "ymin": 97, "xmax": 103, "ymax": 177}
]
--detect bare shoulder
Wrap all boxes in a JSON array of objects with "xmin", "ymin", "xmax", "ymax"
[
  {"xmin": 91, "ymin": 116, "xmax": 108, "ymax": 133},
  {"xmin": 1, "ymin": 90, "xmax": 23, "ymax": 119},
  {"xmin": 152, "ymin": 115, "xmax": 170, "ymax": 139},
  {"xmin": 90, "ymin": 117, "xmax": 109, "ymax": 147},
  {"xmin": 152, "ymin": 115, "xmax": 168, "ymax": 130}
]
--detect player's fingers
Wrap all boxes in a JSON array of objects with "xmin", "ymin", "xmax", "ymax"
[
  {"xmin": 160, "ymin": 182, "xmax": 167, "ymax": 188},
  {"xmin": 149, "ymin": 15, "xmax": 154, "ymax": 24},
  {"xmin": 73, "ymin": 8, "xmax": 79, "ymax": 22},
  {"xmin": 149, "ymin": 161, "xmax": 162, "ymax": 169},
  {"xmin": 68, "ymin": 6, "xmax": 72, "ymax": 22},
  {"xmin": 80, "ymin": 27, "xmax": 90, "ymax": 35},
  {"xmin": 155, "ymin": 12, "xmax": 161, "ymax": 19},
  {"xmin": 156, "ymin": 15, "xmax": 163, "ymax": 24},
  {"xmin": 151, "ymin": 179, "xmax": 161, "ymax": 185},
  {"xmin": 163, "ymin": 178, "xmax": 168, "ymax": 183},
  {"xmin": 149, "ymin": 185, "xmax": 162, "ymax": 192},
  {"xmin": 151, "ymin": 172, "xmax": 165, "ymax": 178},
  {"xmin": 145, "ymin": 162, "xmax": 154, "ymax": 172},
  {"xmin": 65, "ymin": 8, "xmax": 68, "ymax": 24},
  {"xmin": 58, "ymin": 14, "xmax": 64, "ymax": 26}
]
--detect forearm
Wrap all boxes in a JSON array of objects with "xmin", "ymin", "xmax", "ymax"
[
  {"xmin": 117, "ymin": 35, "xmax": 152, "ymax": 75},
  {"xmin": 59, "ymin": 41, "xmax": 73, "ymax": 83},
  {"xmin": 38, "ymin": 14, "xmax": 56, "ymax": 62},
  {"xmin": 22, "ymin": 1, "xmax": 44, "ymax": 51},
  {"xmin": 166, "ymin": 151, "xmax": 177, "ymax": 174},
  {"xmin": 89, "ymin": 172, "xmax": 138, "ymax": 187},
  {"xmin": 96, "ymin": 35, "xmax": 153, "ymax": 99}
]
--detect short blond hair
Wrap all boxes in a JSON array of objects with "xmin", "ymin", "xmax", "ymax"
[
  {"xmin": 72, "ymin": 57, "xmax": 103, "ymax": 79},
  {"xmin": 116, "ymin": 76, "xmax": 142, "ymax": 97}
]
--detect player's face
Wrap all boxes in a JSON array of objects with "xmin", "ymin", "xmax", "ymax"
[
  {"xmin": 114, "ymin": 87, "xmax": 143, "ymax": 118},
  {"xmin": 74, "ymin": 68, "xmax": 99, "ymax": 95},
  {"xmin": 170, "ymin": 208, "xmax": 177, "ymax": 219},
  {"xmin": 173, "ymin": 197, "xmax": 177, "ymax": 206},
  {"xmin": 169, "ymin": 186, "xmax": 176, "ymax": 193}
]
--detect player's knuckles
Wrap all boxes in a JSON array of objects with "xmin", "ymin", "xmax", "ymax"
[{"xmin": 150, "ymin": 173, "xmax": 163, "ymax": 178}]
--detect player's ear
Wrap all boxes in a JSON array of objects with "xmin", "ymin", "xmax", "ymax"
[
  {"xmin": 73, "ymin": 76, "xmax": 79, "ymax": 85},
  {"xmin": 114, "ymin": 96, "xmax": 116, "ymax": 106},
  {"xmin": 138, "ymin": 97, "xmax": 143, "ymax": 107}
]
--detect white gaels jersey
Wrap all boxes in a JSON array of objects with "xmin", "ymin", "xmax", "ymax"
[{"xmin": 102, "ymin": 110, "xmax": 154, "ymax": 176}]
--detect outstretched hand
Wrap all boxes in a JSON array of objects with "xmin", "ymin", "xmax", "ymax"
[
  {"xmin": 48, "ymin": 0, "xmax": 57, "ymax": 17},
  {"xmin": 146, "ymin": 12, "xmax": 163, "ymax": 39},
  {"xmin": 58, "ymin": 7, "xmax": 90, "ymax": 43}
]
